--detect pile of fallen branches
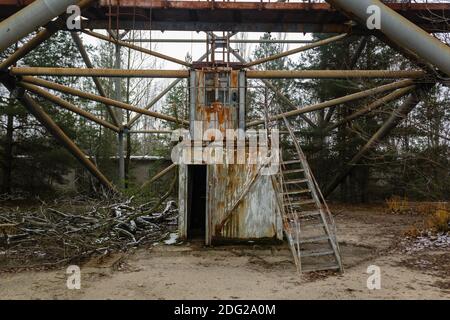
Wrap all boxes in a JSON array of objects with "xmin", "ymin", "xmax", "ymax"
[{"xmin": 0, "ymin": 197, "xmax": 178, "ymax": 267}]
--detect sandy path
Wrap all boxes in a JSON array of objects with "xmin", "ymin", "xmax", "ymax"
[{"xmin": 1, "ymin": 210, "xmax": 449, "ymax": 300}]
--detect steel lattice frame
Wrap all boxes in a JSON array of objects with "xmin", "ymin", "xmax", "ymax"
[{"xmin": 0, "ymin": 0, "xmax": 449, "ymax": 194}]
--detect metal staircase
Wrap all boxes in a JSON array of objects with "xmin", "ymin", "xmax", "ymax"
[{"xmin": 272, "ymin": 116, "xmax": 343, "ymax": 274}]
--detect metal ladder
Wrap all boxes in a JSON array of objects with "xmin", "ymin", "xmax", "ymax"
[{"xmin": 272, "ymin": 116, "xmax": 343, "ymax": 274}]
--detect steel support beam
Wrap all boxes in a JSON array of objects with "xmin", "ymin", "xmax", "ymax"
[
  {"xmin": 126, "ymin": 47, "xmax": 213, "ymax": 129},
  {"xmin": 230, "ymin": 48, "xmax": 316, "ymax": 129},
  {"xmin": 0, "ymin": 0, "xmax": 95, "ymax": 70},
  {"xmin": 246, "ymin": 70, "xmax": 426, "ymax": 79},
  {"xmin": 21, "ymin": 76, "xmax": 189, "ymax": 125},
  {"xmin": 82, "ymin": 30, "xmax": 191, "ymax": 68},
  {"xmin": 129, "ymin": 130, "xmax": 172, "ymax": 134},
  {"xmin": 113, "ymin": 33, "xmax": 125, "ymax": 189},
  {"xmin": 247, "ymin": 79, "xmax": 415, "ymax": 127},
  {"xmin": 244, "ymin": 33, "xmax": 348, "ymax": 68},
  {"xmin": 71, "ymin": 32, "xmax": 120, "ymax": 126},
  {"xmin": 18, "ymin": 82, "xmax": 120, "ymax": 133},
  {"xmin": 127, "ymin": 78, "xmax": 182, "ymax": 128},
  {"xmin": 0, "ymin": 77, "xmax": 116, "ymax": 191},
  {"xmin": 349, "ymin": 37, "xmax": 368, "ymax": 70},
  {"xmin": 0, "ymin": 0, "xmax": 77, "ymax": 52},
  {"xmin": 326, "ymin": 0, "xmax": 450, "ymax": 76},
  {"xmin": 323, "ymin": 88, "xmax": 424, "ymax": 197},
  {"xmin": 11, "ymin": 68, "xmax": 425, "ymax": 80},
  {"xmin": 124, "ymin": 38, "xmax": 314, "ymax": 44},
  {"xmin": 10, "ymin": 67, "xmax": 189, "ymax": 78},
  {"xmin": 140, "ymin": 163, "xmax": 177, "ymax": 190},
  {"xmin": 325, "ymin": 85, "xmax": 416, "ymax": 132}
]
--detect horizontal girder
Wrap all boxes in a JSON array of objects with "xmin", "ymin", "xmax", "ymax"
[{"xmin": 0, "ymin": 1, "xmax": 449, "ymax": 33}]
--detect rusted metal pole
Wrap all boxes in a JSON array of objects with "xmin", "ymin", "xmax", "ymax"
[
  {"xmin": 0, "ymin": 28, "xmax": 56, "ymax": 70},
  {"xmin": 247, "ymin": 79, "xmax": 415, "ymax": 127},
  {"xmin": 244, "ymin": 33, "xmax": 348, "ymax": 68},
  {"xmin": 10, "ymin": 67, "xmax": 190, "ymax": 78},
  {"xmin": 127, "ymin": 78, "xmax": 182, "ymax": 128},
  {"xmin": 325, "ymin": 85, "xmax": 416, "ymax": 132},
  {"xmin": 21, "ymin": 76, "xmax": 189, "ymax": 125},
  {"xmin": 246, "ymin": 70, "xmax": 426, "ymax": 79},
  {"xmin": 326, "ymin": 0, "xmax": 450, "ymax": 76},
  {"xmin": 349, "ymin": 36, "xmax": 368, "ymax": 69},
  {"xmin": 82, "ymin": 30, "xmax": 191, "ymax": 68},
  {"xmin": 0, "ymin": 0, "xmax": 95, "ymax": 70},
  {"xmin": 124, "ymin": 38, "xmax": 314, "ymax": 44},
  {"xmin": 111, "ymin": 31, "xmax": 126, "ymax": 189},
  {"xmin": 0, "ymin": 77, "xmax": 116, "ymax": 191},
  {"xmin": 323, "ymin": 89, "xmax": 423, "ymax": 197},
  {"xmin": 0, "ymin": 0, "xmax": 78, "ymax": 52},
  {"xmin": 140, "ymin": 163, "xmax": 177, "ymax": 190},
  {"xmin": 71, "ymin": 32, "xmax": 120, "ymax": 126},
  {"xmin": 230, "ymin": 48, "xmax": 316, "ymax": 128},
  {"xmin": 18, "ymin": 82, "xmax": 120, "ymax": 133},
  {"xmin": 129, "ymin": 130, "xmax": 172, "ymax": 134}
]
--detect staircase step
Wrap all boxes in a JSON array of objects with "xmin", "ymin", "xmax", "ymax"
[
  {"xmin": 284, "ymin": 178, "xmax": 309, "ymax": 185},
  {"xmin": 300, "ymin": 250, "xmax": 334, "ymax": 258},
  {"xmin": 282, "ymin": 189, "xmax": 311, "ymax": 196},
  {"xmin": 301, "ymin": 223, "xmax": 325, "ymax": 229},
  {"xmin": 296, "ymin": 210, "xmax": 321, "ymax": 218},
  {"xmin": 302, "ymin": 264, "xmax": 340, "ymax": 273},
  {"xmin": 298, "ymin": 235, "xmax": 330, "ymax": 244},
  {"xmin": 282, "ymin": 159, "xmax": 302, "ymax": 165},
  {"xmin": 277, "ymin": 140, "xmax": 343, "ymax": 274},
  {"xmin": 283, "ymin": 169, "xmax": 305, "ymax": 175},
  {"xmin": 286, "ymin": 199, "xmax": 316, "ymax": 206}
]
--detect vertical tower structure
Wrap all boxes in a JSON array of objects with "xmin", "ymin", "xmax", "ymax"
[{"xmin": 178, "ymin": 39, "xmax": 282, "ymax": 244}]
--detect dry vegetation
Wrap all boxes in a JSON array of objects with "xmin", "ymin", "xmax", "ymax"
[{"xmin": 0, "ymin": 196, "xmax": 178, "ymax": 270}]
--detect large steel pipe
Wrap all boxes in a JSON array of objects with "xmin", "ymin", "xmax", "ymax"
[
  {"xmin": 82, "ymin": 30, "xmax": 191, "ymax": 67},
  {"xmin": 71, "ymin": 31, "xmax": 120, "ymax": 126},
  {"xmin": 0, "ymin": 77, "xmax": 116, "ymax": 191},
  {"xmin": 244, "ymin": 33, "xmax": 348, "ymax": 68},
  {"xmin": 323, "ymin": 89, "xmax": 423, "ymax": 197},
  {"xmin": 10, "ymin": 67, "xmax": 189, "ymax": 78},
  {"xmin": 18, "ymin": 82, "xmax": 120, "ymax": 133},
  {"xmin": 246, "ymin": 70, "xmax": 426, "ymax": 79},
  {"xmin": 21, "ymin": 76, "xmax": 189, "ymax": 125},
  {"xmin": 326, "ymin": 0, "xmax": 450, "ymax": 76},
  {"xmin": 0, "ymin": 0, "xmax": 78, "ymax": 52},
  {"xmin": 247, "ymin": 79, "xmax": 415, "ymax": 127},
  {"xmin": 0, "ymin": 0, "xmax": 95, "ymax": 70}
]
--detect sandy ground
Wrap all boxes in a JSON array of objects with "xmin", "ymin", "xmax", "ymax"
[{"xmin": 0, "ymin": 208, "xmax": 449, "ymax": 300}]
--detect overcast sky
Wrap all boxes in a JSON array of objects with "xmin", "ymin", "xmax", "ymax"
[{"xmin": 80, "ymin": 30, "xmax": 313, "ymax": 70}]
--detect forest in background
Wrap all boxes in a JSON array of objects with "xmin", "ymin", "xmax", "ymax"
[{"xmin": 0, "ymin": 30, "xmax": 449, "ymax": 203}]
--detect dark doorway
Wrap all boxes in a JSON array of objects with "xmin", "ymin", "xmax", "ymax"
[{"xmin": 187, "ymin": 165, "xmax": 207, "ymax": 240}]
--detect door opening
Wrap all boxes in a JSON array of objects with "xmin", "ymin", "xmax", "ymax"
[{"xmin": 187, "ymin": 165, "xmax": 207, "ymax": 240}]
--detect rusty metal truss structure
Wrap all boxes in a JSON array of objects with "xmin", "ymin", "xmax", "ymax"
[
  {"xmin": 0, "ymin": 0, "xmax": 449, "ymax": 195},
  {"xmin": 1, "ymin": 0, "xmax": 450, "ymax": 33}
]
